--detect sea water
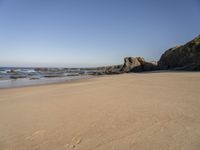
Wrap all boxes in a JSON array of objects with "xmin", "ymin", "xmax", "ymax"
[{"xmin": 0, "ymin": 67, "xmax": 97, "ymax": 88}]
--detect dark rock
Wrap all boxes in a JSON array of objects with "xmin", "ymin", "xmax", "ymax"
[
  {"xmin": 103, "ymin": 65, "xmax": 123, "ymax": 74},
  {"xmin": 158, "ymin": 35, "xmax": 200, "ymax": 70},
  {"xmin": 93, "ymin": 57, "xmax": 157, "ymax": 75},
  {"xmin": 89, "ymin": 71, "xmax": 105, "ymax": 76},
  {"xmin": 93, "ymin": 65, "xmax": 123, "ymax": 75},
  {"xmin": 121, "ymin": 57, "xmax": 157, "ymax": 72},
  {"xmin": 7, "ymin": 69, "xmax": 17, "ymax": 74},
  {"xmin": 121, "ymin": 57, "xmax": 142, "ymax": 72}
]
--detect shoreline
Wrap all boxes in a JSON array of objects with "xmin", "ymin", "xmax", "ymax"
[
  {"xmin": 1, "ymin": 70, "xmax": 200, "ymax": 89},
  {"xmin": 0, "ymin": 75, "xmax": 99, "ymax": 89}
]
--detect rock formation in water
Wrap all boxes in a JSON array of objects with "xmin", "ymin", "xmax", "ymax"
[{"xmin": 158, "ymin": 35, "xmax": 200, "ymax": 70}]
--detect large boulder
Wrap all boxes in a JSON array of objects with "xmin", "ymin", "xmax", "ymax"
[
  {"xmin": 158, "ymin": 35, "xmax": 200, "ymax": 70},
  {"xmin": 121, "ymin": 57, "xmax": 143, "ymax": 72},
  {"xmin": 121, "ymin": 57, "xmax": 157, "ymax": 72}
]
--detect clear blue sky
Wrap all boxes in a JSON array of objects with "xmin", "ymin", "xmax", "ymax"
[{"xmin": 0, "ymin": 0, "xmax": 199, "ymax": 67}]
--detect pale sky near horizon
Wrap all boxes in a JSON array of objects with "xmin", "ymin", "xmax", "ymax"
[{"xmin": 0, "ymin": 0, "xmax": 200, "ymax": 67}]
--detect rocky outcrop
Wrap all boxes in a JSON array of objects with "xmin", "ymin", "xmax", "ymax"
[
  {"xmin": 121, "ymin": 57, "xmax": 143, "ymax": 72},
  {"xmin": 95, "ymin": 57, "xmax": 157, "ymax": 75},
  {"xmin": 121, "ymin": 57, "xmax": 157, "ymax": 72},
  {"xmin": 93, "ymin": 34, "xmax": 200, "ymax": 75},
  {"xmin": 158, "ymin": 35, "xmax": 200, "ymax": 70},
  {"xmin": 103, "ymin": 65, "xmax": 123, "ymax": 74},
  {"xmin": 95, "ymin": 65, "xmax": 123, "ymax": 75}
]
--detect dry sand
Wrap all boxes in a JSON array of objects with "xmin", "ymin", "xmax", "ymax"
[{"xmin": 0, "ymin": 72, "xmax": 200, "ymax": 150}]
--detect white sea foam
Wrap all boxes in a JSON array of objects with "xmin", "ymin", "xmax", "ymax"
[{"xmin": 0, "ymin": 75, "xmax": 91, "ymax": 88}]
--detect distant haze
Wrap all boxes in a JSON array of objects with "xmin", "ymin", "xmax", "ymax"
[{"xmin": 0, "ymin": 0, "xmax": 200, "ymax": 67}]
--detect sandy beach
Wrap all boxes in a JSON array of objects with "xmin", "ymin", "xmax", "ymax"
[{"xmin": 0, "ymin": 72, "xmax": 200, "ymax": 150}]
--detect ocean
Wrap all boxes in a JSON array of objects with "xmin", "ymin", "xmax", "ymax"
[{"xmin": 0, "ymin": 67, "xmax": 98, "ymax": 88}]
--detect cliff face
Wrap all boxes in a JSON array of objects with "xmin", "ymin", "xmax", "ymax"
[{"xmin": 158, "ymin": 35, "xmax": 200, "ymax": 70}]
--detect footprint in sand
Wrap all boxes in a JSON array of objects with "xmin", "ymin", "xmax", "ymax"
[
  {"xmin": 25, "ymin": 130, "xmax": 46, "ymax": 140},
  {"xmin": 64, "ymin": 136, "xmax": 82, "ymax": 149},
  {"xmin": 72, "ymin": 136, "xmax": 82, "ymax": 144}
]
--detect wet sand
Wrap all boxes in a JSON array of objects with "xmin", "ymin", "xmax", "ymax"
[{"xmin": 0, "ymin": 72, "xmax": 200, "ymax": 150}]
